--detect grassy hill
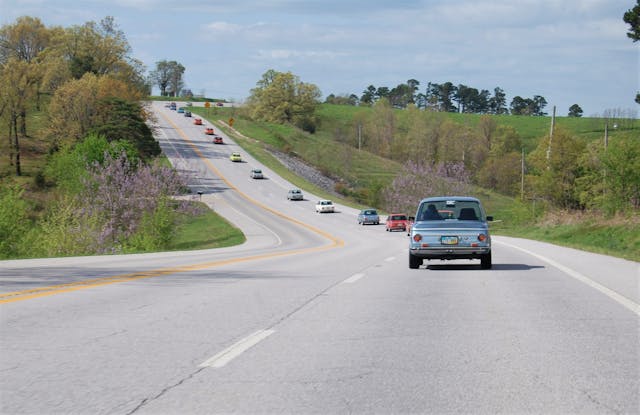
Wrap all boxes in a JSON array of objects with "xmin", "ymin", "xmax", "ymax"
[{"xmin": 316, "ymin": 104, "xmax": 638, "ymax": 150}]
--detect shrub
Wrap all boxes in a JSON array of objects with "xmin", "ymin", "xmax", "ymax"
[
  {"xmin": 79, "ymin": 153, "xmax": 190, "ymax": 253},
  {"xmin": 0, "ymin": 186, "xmax": 30, "ymax": 259},
  {"xmin": 125, "ymin": 198, "xmax": 176, "ymax": 252}
]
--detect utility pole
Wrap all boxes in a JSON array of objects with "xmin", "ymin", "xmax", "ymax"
[
  {"xmin": 546, "ymin": 105, "xmax": 556, "ymax": 166},
  {"xmin": 603, "ymin": 123, "xmax": 608, "ymax": 200},
  {"xmin": 521, "ymin": 148, "xmax": 525, "ymax": 201}
]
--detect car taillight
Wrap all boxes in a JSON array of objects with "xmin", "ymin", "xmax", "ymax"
[
  {"xmin": 478, "ymin": 234, "xmax": 487, "ymax": 242},
  {"xmin": 413, "ymin": 234, "xmax": 422, "ymax": 242}
]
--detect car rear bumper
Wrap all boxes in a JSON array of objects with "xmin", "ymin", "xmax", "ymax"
[
  {"xmin": 410, "ymin": 246, "xmax": 490, "ymax": 260},
  {"xmin": 387, "ymin": 225, "xmax": 406, "ymax": 230}
]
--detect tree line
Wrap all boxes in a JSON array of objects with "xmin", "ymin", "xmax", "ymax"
[
  {"xmin": 326, "ymin": 80, "xmax": 587, "ymax": 117},
  {"xmin": 0, "ymin": 16, "xmax": 195, "ymax": 258}
]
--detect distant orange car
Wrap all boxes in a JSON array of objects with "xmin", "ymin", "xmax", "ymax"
[
  {"xmin": 194, "ymin": 118, "xmax": 202, "ymax": 125},
  {"xmin": 385, "ymin": 214, "xmax": 408, "ymax": 232},
  {"xmin": 213, "ymin": 135, "xmax": 224, "ymax": 144},
  {"xmin": 205, "ymin": 127, "xmax": 214, "ymax": 135}
]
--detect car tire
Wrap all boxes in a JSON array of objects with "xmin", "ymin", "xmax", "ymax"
[
  {"xmin": 481, "ymin": 253, "xmax": 492, "ymax": 269},
  {"xmin": 409, "ymin": 253, "xmax": 422, "ymax": 269}
]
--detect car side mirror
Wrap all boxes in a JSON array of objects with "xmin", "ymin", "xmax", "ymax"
[{"xmin": 486, "ymin": 216, "xmax": 493, "ymax": 221}]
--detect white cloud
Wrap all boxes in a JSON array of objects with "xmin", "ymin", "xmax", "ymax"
[
  {"xmin": 204, "ymin": 21, "xmax": 242, "ymax": 35},
  {"xmin": 256, "ymin": 49, "xmax": 347, "ymax": 60}
]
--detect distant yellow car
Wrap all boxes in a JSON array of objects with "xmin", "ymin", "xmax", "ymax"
[{"xmin": 230, "ymin": 152, "xmax": 242, "ymax": 162}]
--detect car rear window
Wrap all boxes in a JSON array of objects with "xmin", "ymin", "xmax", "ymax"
[{"xmin": 417, "ymin": 200, "xmax": 484, "ymax": 221}]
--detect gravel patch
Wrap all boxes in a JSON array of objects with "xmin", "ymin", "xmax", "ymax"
[{"xmin": 267, "ymin": 149, "xmax": 339, "ymax": 196}]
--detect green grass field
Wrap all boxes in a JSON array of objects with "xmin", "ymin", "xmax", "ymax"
[
  {"xmin": 169, "ymin": 203, "xmax": 245, "ymax": 251},
  {"xmin": 317, "ymin": 104, "xmax": 638, "ymax": 151}
]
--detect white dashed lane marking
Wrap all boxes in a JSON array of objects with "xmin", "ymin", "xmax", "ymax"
[
  {"xmin": 342, "ymin": 273, "xmax": 365, "ymax": 284},
  {"xmin": 199, "ymin": 329, "xmax": 276, "ymax": 368}
]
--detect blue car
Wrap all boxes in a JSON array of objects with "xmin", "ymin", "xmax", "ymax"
[
  {"xmin": 357, "ymin": 209, "xmax": 379, "ymax": 225},
  {"xmin": 408, "ymin": 196, "xmax": 493, "ymax": 269}
]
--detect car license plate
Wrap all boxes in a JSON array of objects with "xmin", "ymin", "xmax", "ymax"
[{"xmin": 441, "ymin": 236, "xmax": 459, "ymax": 245}]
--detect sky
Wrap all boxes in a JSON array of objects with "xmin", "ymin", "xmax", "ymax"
[{"xmin": 1, "ymin": 0, "xmax": 638, "ymax": 116}]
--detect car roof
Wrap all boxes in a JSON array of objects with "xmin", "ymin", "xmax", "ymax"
[{"xmin": 419, "ymin": 196, "xmax": 481, "ymax": 203}]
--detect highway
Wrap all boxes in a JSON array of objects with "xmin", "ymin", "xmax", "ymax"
[{"xmin": 1, "ymin": 101, "xmax": 638, "ymax": 414}]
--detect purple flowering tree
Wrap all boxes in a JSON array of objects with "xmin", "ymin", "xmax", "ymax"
[
  {"xmin": 80, "ymin": 152, "xmax": 191, "ymax": 253},
  {"xmin": 383, "ymin": 160, "xmax": 471, "ymax": 214}
]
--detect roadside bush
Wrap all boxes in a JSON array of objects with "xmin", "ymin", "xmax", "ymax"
[
  {"xmin": 45, "ymin": 133, "xmax": 138, "ymax": 193},
  {"xmin": 80, "ymin": 153, "xmax": 190, "ymax": 253},
  {"xmin": 35, "ymin": 195, "xmax": 102, "ymax": 257},
  {"xmin": 124, "ymin": 198, "xmax": 176, "ymax": 252},
  {"xmin": 0, "ymin": 185, "xmax": 30, "ymax": 259}
]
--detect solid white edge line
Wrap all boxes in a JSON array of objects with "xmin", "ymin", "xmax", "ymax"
[
  {"xmin": 494, "ymin": 240, "xmax": 640, "ymax": 316},
  {"xmin": 343, "ymin": 273, "xmax": 365, "ymax": 284},
  {"xmin": 199, "ymin": 329, "xmax": 276, "ymax": 368},
  {"xmin": 384, "ymin": 256, "xmax": 396, "ymax": 262}
]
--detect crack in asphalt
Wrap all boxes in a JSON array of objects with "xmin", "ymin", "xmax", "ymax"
[
  {"xmin": 124, "ymin": 266, "xmax": 365, "ymax": 414},
  {"xmin": 125, "ymin": 367, "xmax": 207, "ymax": 415},
  {"xmin": 581, "ymin": 389, "xmax": 622, "ymax": 414}
]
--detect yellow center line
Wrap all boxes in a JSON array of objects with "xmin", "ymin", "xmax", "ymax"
[{"xmin": 1, "ymin": 108, "xmax": 344, "ymax": 304}]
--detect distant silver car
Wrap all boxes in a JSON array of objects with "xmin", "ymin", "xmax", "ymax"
[
  {"xmin": 250, "ymin": 169, "xmax": 264, "ymax": 179},
  {"xmin": 409, "ymin": 196, "xmax": 493, "ymax": 269},
  {"xmin": 357, "ymin": 209, "xmax": 379, "ymax": 225},
  {"xmin": 287, "ymin": 189, "xmax": 304, "ymax": 200}
]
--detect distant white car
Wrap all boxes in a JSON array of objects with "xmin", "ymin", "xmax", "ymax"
[
  {"xmin": 250, "ymin": 169, "xmax": 264, "ymax": 179},
  {"xmin": 315, "ymin": 200, "xmax": 335, "ymax": 213}
]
